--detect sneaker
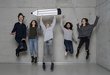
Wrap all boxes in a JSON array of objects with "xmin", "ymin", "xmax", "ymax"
[
  {"xmin": 65, "ymin": 51, "xmax": 68, "ymax": 56},
  {"xmin": 42, "ymin": 63, "xmax": 46, "ymax": 71},
  {"xmin": 50, "ymin": 63, "xmax": 54, "ymax": 71}
]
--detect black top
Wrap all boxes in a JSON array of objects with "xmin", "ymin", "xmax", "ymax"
[{"xmin": 11, "ymin": 22, "xmax": 27, "ymax": 39}]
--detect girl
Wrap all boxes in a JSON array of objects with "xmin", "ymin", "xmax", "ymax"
[
  {"xmin": 11, "ymin": 13, "xmax": 27, "ymax": 57},
  {"xmin": 76, "ymin": 16, "xmax": 99, "ymax": 60},
  {"xmin": 40, "ymin": 16, "xmax": 56, "ymax": 71},
  {"xmin": 28, "ymin": 20, "xmax": 38, "ymax": 63},
  {"xmin": 60, "ymin": 18, "xmax": 77, "ymax": 56}
]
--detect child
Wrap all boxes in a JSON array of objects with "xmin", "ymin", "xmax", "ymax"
[
  {"xmin": 60, "ymin": 16, "xmax": 77, "ymax": 56},
  {"xmin": 28, "ymin": 20, "xmax": 38, "ymax": 63},
  {"xmin": 40, "ymin": 16, "xmax": 56, "ymax": 71},
  {"xmin": 76, "ymin": 16, "xmax": 99, "ymax": 60}
]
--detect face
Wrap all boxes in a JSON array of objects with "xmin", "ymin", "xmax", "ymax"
[
  {"xmin": 67, "ymin": 23, "xmax": 71, "ymax": 29},
  {"xmin": 81, "ymin": 19, "xmax": 87, "ymax": 25},
  {"xmin": 32, "ymin": 21, "xmax": 36, "ymax": 27},
  {"xmin": 46, "ymin": 23, "xmax": 50, "ymax": 28},
  {"xmin": 18, "ymin": 15, "xmax": 24, "ymax": 22}
]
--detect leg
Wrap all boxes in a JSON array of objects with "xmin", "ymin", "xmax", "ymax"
[
  {"xmin": 29, "ymin": 39, "xmax": 34, "ymax": 63},
  {"xmin": 76, "ymin": 38, "xmax": 85, "ymax": 58},
  {"xmin": 68, "ymin": 41, "xmax": 74, "ymax": 55},
  {"xmin": 85, "ymin": 38, "xmax": 90, "ymax": 60},
  {"xmin": 48, "ymin": 40, "xmax": 54, "ymax": 71},
  {"xmin": 33, "ymin": 39, "xmax": 38, "ymax": 63},
  {"xmin": 64, "ymin": 40, "xmax": 69, "ymax": 56}
]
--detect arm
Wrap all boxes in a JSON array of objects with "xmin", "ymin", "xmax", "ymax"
[
  {"xmin": 22, "ymin": 25, "xmax": 27, "ymax": 39},
  {"xmin": 93, "ymin": 16, "xmax": 99, "ymax": 27},
  {"xmin": 40, "ymin": 16, "xmax": 46, "ymax": 30},
  {"xmin": 11, "ymin": 24, "xmax": 17, "ymax": 35},
  {"xmin": 77, "ymin": 23, "xmax": 80, "ymax": 32},
  {"xmin": 72, "ymin": 30, "xmax": 77, "ymax": 43},
  {"xmin": 51, "ymin": 16, "xmax": 56, "ymax": 29}
]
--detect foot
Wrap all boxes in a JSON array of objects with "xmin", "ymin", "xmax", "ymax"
[
  {"xmin": 31, "ymin": 56, "xmax": 34, "ymax": 63},
  {"xmin": 34, "ymin": 57, "xmax": 37, "ymax": 63},
  {"xmin": 16, "ymin": 52, "xmax": 19, "ymax": 57},
  {"xmin": 65, "ymin": 51, "xmax": 68, "ymax": 57},
  {"xmin": 76, "ymin": 51, "xmax": 79, "ymax": 58},
  {"xmin": 50, "ymin": 63, "xmax": 54, "ymax": 71},
  {"xmin": 86, "ymin": 51, "xmax": 90, "ymax": 60},
  {"xmin": 42, "ymin": 63, "xmax": 46, "ymax": 71}
]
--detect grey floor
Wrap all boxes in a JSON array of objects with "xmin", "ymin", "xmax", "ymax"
[{"xmin": 0, "ymin": 63, "xmax": 110, "ymax": 75}]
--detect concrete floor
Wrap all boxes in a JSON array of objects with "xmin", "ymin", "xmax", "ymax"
[{"xmin": 0, "ymin": 63, "xmax": 110, "ymax": 75}]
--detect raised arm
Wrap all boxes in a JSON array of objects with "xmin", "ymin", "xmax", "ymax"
[
  {"xmin": 93, "ymin": 16, "xmax": 99, "ymax": 27},
  {"xmin": 51, "ymin": 16, "xmax": 56, "ymax": 29},
  {"xmin": 40, "ymin": 16, "xmax": 46, "ymax": 30}
]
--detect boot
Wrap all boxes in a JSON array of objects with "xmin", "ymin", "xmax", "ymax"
[
  {"xmin": 76, "ymin": 49, "xmax": 80, "ymax": 58},
  {"xmin": 42, "ymin": 62, "xmax": 46, "ymax": 71},
  {"xmin": 86, "ymin": 51, "xmax": 90, "ymax": 60},
  {"xmin": 50, "ymin": 63, "xmax": 54, "ymax": 71},
  {"xmin": 31, "ymin": 56, "xmax": 34, "ymax": 63},
  {"xmin": 34, "ymin": 57, "xmax": 37, "ymax": 63}
]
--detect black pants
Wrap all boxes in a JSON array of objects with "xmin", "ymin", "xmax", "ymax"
[
  {"xmin": 77, "ymin": 37, "xmax": 90, "ymax": 51},
  {"xmin": 15, "ymin": 37, "xmax": 22, "ymax": 54}
]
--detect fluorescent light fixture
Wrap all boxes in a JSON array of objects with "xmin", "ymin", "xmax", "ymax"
[{"xmin": 31, "ymin": 8, "xmax": 61, "ymax": 16}]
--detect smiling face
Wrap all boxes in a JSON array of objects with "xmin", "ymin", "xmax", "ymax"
[
  {"xmin": 66, "ymin": 23, "xmax": 71, "ymax": 29},
  {"xmin": 18, "ymin": 15, "xmax": 24, "ymax": 23},
  {"xmin": 81, "ymin": 18, "xmax": 88, "ymax": 26}
]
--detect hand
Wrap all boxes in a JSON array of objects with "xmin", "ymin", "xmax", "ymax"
[
  {"xmin": 96, "ymin": 16, "xmax": 100, "ymax": 19},
  {"xmin": 22, "ymin": 38, "xmax": 26, "ymax": 41},
  {"xmin": 11, "ymin": 32, "xmax": 16, "ymax": 35}
]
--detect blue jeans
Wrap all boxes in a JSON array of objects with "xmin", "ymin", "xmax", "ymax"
[
  {"xmin": 64, "ymin": 39, "xmax": 74, "ymax": 54},
  {"xmin": 43, "ymin": 39, "xmax": 54, "ymax": 63},
  {"xmin": 29, "ymin": 38, "xmax": 38, "ymax": 57}
]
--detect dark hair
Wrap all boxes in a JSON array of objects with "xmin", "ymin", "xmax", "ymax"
[
  {"xmin": 18, "ymin": 13, "xmax": 25, "ymax": 19},
  {"xmin": 64, "ymin": 22, "xmax": 73, "ymax": 30},
  {"xmin": 81, "ymin": 18, "xmax": 89, "ymax": 26},
  {"xmin": 30, "ymin": 20, "xmax": 38, "ymax": 28}
]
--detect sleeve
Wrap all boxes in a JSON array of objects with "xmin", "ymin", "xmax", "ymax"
[
  {"xmin": 11, "ymin": 23, "xmax": 17, "ymax": 33},
  {"xmin": 40, "ymin": 17, "xmax": 46, "ymax": 31},
  {"xmin": 60, "ymin": 17, "xmax": 65, "ymax": 31},
  {"xmin": 22, "ymin": 25, "xmax": 27, "ymax": 38},
  {"xmin": 77, "ymin": 23, "xmax": 80, "ymax": 32},
  {"xmin": 51, "ymin": 16, "xmax": 56, "ymax": 29},
  {"xmin": 93, "ymin": 16, "xmax": 99, "ymax": 27}
]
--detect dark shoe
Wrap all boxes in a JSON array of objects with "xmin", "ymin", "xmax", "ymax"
[
  {"xmin": 34, "ymin": 57, "xmax": 37, "ymax": 63},
  {"xmin": 76, "ymin": 51, "xmax": 79, "ymax": 58},
  {"xmin": 50, "ymin": 63, "xmax": 54, "ymax": 71},
  {"xmin": 31, "ymin": 56, "xmax": 34, "ymax": 63},
  {"xmin": 42, "ymin": 63, "xmax": 46, "ymax": 71},
  {"xmin": 86, "ymin": 51, "xmax": 90, "ymax": 60},
  {"xmin": 16, "ymin": 52, "xmax": 19, "ymax": 57}
]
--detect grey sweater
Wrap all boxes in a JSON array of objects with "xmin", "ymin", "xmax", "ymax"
[{"xmin": 77, "ymin": 16, "xmax": 99, "ymax": 39}]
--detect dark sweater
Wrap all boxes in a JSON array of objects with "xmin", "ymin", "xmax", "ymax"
[
  {"xmin": 11, "ymin": 22, "xmax": 27, "ymax": 39},
  {"xmin": 28, "ymin": 27, "xmax": 37, "ymax": 39},
  {"xmin": 77, "ymin": 16, "xmax": 99, "ymax": 39}
]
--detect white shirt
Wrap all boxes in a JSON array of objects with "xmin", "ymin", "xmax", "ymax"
[{"xmin": 40, "ymin": 16, "xmax": 56, "ymax": 42}]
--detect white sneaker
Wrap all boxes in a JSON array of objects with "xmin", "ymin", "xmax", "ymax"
[{"xmin": 65, "ymin": 52, "xmax": 68, "ymax": 56}]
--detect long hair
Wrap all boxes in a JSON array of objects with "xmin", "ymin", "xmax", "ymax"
[
  {"xmin": 30, "ymin": 20, "xmax": 38, "ymax": 28},
  {"xmin": 81, "ymin": 18, "xmax": 89, "ymax": 27},
  {"xmin": 64, "ymin": 22, "xmax": 73, "ymax": 30}
]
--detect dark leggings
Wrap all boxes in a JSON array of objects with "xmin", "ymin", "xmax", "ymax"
[{"xmin": 77, "ymin": 37, "xmax": 90, "ymax": 51}]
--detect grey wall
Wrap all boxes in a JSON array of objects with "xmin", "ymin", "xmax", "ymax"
[
  {"xmin": 96, "ymin": 0, "xmax": 110, "ymax": 70},
  {"xmin": 0, "ymin": 0, "xmax": 97, "ymax": 63}
]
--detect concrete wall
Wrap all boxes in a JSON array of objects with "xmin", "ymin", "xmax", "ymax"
[
  {"xmin": 0, "ymin": 0, "xmax": 96, "ymax": 63},
  {"xmin": 96, "ymin": 0, "xmax": 110, "ymax": 70}
]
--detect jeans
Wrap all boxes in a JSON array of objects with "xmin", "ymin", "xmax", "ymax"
[
  {"xmin": 43, "ymin": 39, "xmax": 54, "ymax": 63},
  {"xmin": 29, "ymin": 38, "xmax": 38, "ymax": 57},
  {"xmin": 64, "ymin": 40, "xmax": 74, "ymax": 54}
]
